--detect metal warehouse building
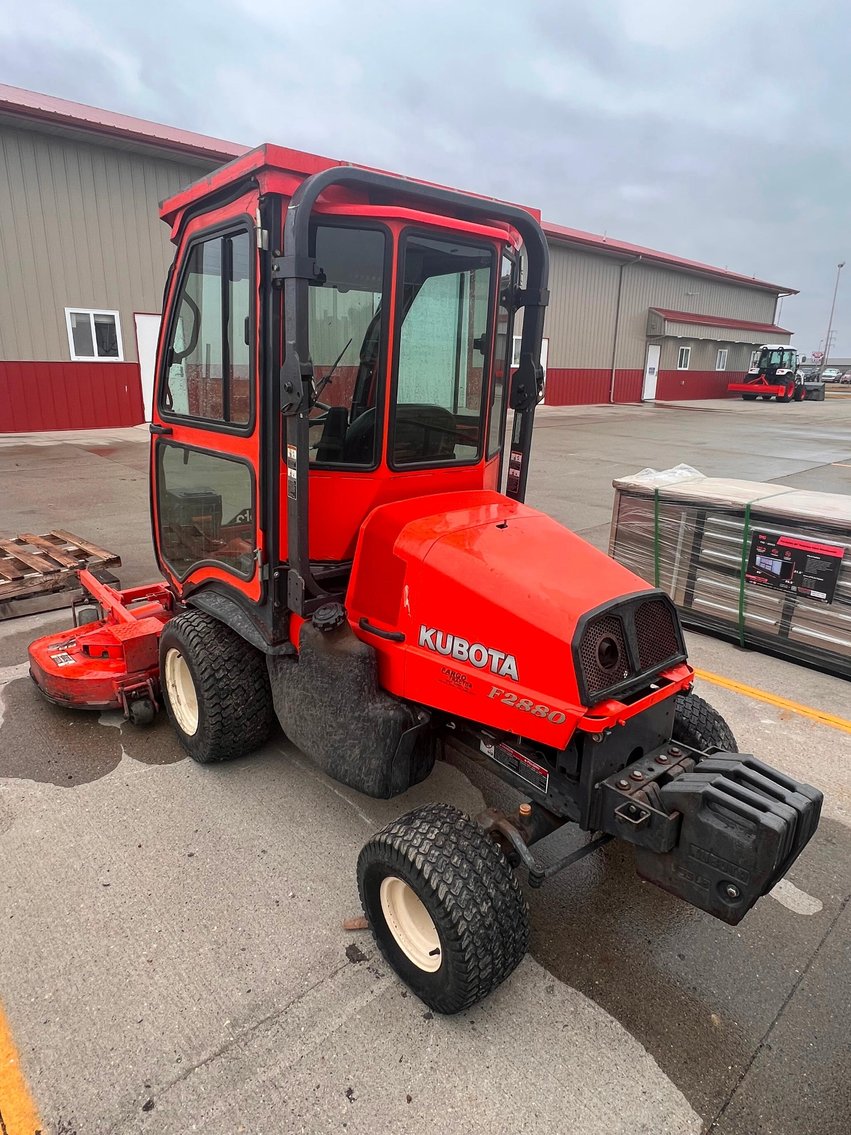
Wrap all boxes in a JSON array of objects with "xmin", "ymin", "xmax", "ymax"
[{"xmin": 0, "ymin": 84, "xmax": 797, "ymax": 432}]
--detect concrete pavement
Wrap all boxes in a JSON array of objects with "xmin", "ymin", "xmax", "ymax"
[{"xmin": 1, "ymin": 398, "xmax": 849, "ymax": 1134}]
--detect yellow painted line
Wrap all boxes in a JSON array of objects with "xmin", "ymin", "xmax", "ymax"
[
  {"xmin": 0, "ymin": 1002, "xmax": 41, "ymax": 1135},
  {"xmin": 693, "ymin": 667, "xmax": 851, "ymax": 734}
]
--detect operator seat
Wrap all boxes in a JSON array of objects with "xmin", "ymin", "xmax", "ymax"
[{"xmin": 342, "ymin": 404, "xmax": 457, "ymax": 464}]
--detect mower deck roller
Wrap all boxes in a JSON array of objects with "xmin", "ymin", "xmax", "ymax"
[{"xmin": 28, "ymin": 144, "xmax": 823, "ymax": 1013}]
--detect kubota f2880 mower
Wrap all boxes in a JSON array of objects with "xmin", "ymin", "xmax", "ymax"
[{"xmin": 29, "ymin": 146, "xmax": 822, "ymax": 1013}]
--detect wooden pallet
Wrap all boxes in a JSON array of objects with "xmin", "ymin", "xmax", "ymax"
[{"xmin": 0, "ymin": 530, "xmax": 121, "ymax": 619}]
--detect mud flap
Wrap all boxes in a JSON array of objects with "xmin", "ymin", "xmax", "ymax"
[
  {"xmin": 267, "ymin": 619, "xmax": 434, "ymax": 799},
  {"xmin": 632, "ymin": 754, "xmax": 823, "ymax": 924}
]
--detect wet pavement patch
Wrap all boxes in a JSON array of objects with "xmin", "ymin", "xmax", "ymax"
[{"xmin": 0, "ymin": 675, "xmax": 185, "ymax": 787}]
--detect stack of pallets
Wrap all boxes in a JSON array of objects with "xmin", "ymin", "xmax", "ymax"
[{"xmin": 0, "ymin": 531, "xmax": 120, "ymax": 619}]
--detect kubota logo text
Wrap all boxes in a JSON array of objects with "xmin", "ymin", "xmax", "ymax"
[{"xmin": 418, "ymin": 626, "xmax": 519, "ymax": 681}]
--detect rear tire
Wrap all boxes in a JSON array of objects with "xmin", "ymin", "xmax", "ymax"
[
  {"xmin": 357, "ymin": 803, "xmax": 529, "ymax": 1014},
  {"xmin": 672, "ymin": 692, "xmax": 738, "ymax": 754},
  {"xmin": 159, "ymin": 610, "xmax": 273, "ymax": 763},
  {"xmin": 778, "ymin": 385, "xmax": 794, "ymax": 403}
]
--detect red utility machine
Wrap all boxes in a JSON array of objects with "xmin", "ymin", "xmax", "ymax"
[
  {"xmin": 728, "ymin": 344, "xmax": 806, "ymax": 402},
  {"xmin": 29, "ymin": 147, "xmax": 821, "ymax": 1013}
]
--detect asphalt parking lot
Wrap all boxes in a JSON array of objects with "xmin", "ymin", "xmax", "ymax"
[{"xmin": 1, "ymin": 398, "xmax": 849, "ymax": 1135}]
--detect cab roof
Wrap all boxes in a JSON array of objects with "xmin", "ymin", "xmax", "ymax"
[{"xmin": 160, "ymin": 142, "xmax": 541, "ymax": 231}]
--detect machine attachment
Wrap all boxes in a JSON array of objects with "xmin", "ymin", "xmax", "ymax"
[
  {"xmin": 28, "ymin": 570, "xmax": 173, "ymax": 723},
  {"xmin": 474, "ymin": 743, "xmax": 822, "ymax": 924},
  {"xmin": 629, "ymin": 754, "xmax": 822, "ymax": 923}
]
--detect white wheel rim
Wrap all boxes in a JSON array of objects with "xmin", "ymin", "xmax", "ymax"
[
  {"xmin": 380, "ymin": 876, "xmax": 442, "ymax": 973},
  {"xmin": 164, "ymin": 647, "xmax": 199, "ymax": 736}
]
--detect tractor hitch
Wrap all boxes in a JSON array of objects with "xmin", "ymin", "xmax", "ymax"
[{"xmin": 476, "ymin": 804, "xmax": 612, "ymax": 888}]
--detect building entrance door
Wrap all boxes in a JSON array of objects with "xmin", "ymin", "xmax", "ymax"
[
  {"xmin": 134, "ymin": 313, "xmax": 161, "ymax": 420},
  {"xmin": 642, "ymin": 343, "xmax": 660, "ymax": 401}
]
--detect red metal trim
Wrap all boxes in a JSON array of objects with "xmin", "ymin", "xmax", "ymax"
[
  {"xmin": 544, "ymin": 221, "xmax": 797, "ymax": 294},
  {"xmin": 0, "ymin": 82, "xmax": 246, "ymax": 163},
  {"xmin": 650, "ymin": 308, "xmax": 792, "ymax": 335},
  {"xmin": 575, "ymin": 664, "xmax": 694, "ymax": 731}
]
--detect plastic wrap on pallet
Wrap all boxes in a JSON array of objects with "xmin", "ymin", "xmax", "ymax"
[{"xmin": 609, "ymin": 469, "xmax": 851, "ymax": 678}]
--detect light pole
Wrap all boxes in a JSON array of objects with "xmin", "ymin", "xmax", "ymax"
[{"xmin": 820, "ymin": 261, "xmax": 845, "ymax": 376}]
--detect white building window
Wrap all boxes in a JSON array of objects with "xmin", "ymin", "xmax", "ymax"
[
  {"xmin": 715, "ymin": 348, "xmax": 728, "ymax": 371},
  {"xmin": 65, "ymin": 308, "xmax": 123, "ymax": 361},
  {"xmin": 512, "ymin": 334, "xmax": 549, "ymax": 372},
  {"xmin": 677, "ymin": 345, "xmax": 691, "ymax": 370}
]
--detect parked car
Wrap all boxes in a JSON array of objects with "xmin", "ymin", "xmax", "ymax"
[
  {"xmin": 821, "ymin": 367, "xmax": 842, "ymax": 381},
  {"xmin": 839, "ymin": 372, "xmax": 851, "ymax": 384}
]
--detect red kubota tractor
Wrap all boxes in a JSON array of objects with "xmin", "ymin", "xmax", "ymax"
[{"xmin": 29, "ymin": 147, "xmax": 822, "ymax": 1013}]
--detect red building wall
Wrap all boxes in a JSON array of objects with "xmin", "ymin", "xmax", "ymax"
[
  {"xmin": 655, "ymin": 370, "xmax": 744, "ymax": 400},
  {"xmin": 0, "ymin": 361, "xmax": 145, "ymax": 432},
  {"xmin": 543, "ymin": 367, "xmax": 744, "ymax": 406},
  {"xmin": 544, "ymin": 368, "xmax": 643, "ymax": 406}
]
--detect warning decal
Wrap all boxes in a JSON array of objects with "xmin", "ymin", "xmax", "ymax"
[{"xmin": 746, "ymin": 531, "xmax": 845, "ymax": 604}]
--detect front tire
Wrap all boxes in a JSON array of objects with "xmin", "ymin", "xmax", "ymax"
[
  {"xmin": 672, "ymin": 692, "xmax": 738, "ymax": 754},
  {"xmin": 357, "ymin": 804, "xmax": 529, "ymax": 1014},
  {"xmin": 159, "ymin": 610, "xmax": 273, "ymax": 763}
]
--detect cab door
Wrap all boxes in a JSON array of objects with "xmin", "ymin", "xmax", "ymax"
[{"xmin": 151, "ymin": 197, "xmax": 264, "ymax": 608}]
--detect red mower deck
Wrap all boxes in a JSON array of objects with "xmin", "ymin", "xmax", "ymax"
[{"xmin": 28, "ymin": 570, "xmax": 172, "ymax": 720}]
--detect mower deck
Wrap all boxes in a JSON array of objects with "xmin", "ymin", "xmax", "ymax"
[{"xmin": 28, "ymin": 570, "xmax": 172, "ymax": 719}]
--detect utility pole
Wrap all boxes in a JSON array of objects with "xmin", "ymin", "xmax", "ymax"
[{"xmin": 820, "ymin": 261, "xmax": 845, "ymax": 376}]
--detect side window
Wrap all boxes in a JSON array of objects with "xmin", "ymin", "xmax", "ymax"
[
  {"xmin": 162, "ymin": 230, "xmax": 252, "ymax": 426},
  {"xmin": 393, "ymin": 236, "xmax": 494, "ymax": 466},
  {"xmin": 677, "ymin": 346, "xmax": 691, "ymax": 370},
  {"xmin": 157, "ymin": 444, "xmax": 254, "ymax": 578}
]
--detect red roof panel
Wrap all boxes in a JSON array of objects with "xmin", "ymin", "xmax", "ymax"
[
  {"xmin": 544, "ymin": 221, "xmax": 797, "ymax": 295},
  {"xmin": 650, "ymin": 308, "xmax": 791, "ymax": 336},
  {"xmin": 0, "ymin": 83, "xmax": 248, "ymax": 163}
]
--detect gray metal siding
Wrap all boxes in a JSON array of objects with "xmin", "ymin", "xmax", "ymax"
[
  {"xmin": 0, "ymin": 123, "xmax": 211, "ymax": 363},
  {"xmin": 543, "ymin": 246, "xmax": 621, "ymax": 367},
  {"xmin": 544, "ymin": 241, "xmax": 781, "ymax": 370},
  {"xmin": 660, "ymin": 339, "xmax": 756, "ymax": 373}
]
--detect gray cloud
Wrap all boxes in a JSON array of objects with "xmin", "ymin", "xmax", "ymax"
[{"xmin": 2, "ymin": 0, "xmax": 850, "ymax": 352}]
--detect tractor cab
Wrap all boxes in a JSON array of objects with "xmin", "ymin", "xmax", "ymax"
[
  {"xmin": 150, "ymin": 145, "xmax": 547, "ymax": 648},
  {"xmin": 748, "ymin": 344, "xmax": 799, "ymax": 379}
]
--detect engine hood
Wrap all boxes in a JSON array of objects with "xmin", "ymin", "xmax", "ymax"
[{"xmin": 346, "ymin": 490, "xmax": 675, "ymax": 737}]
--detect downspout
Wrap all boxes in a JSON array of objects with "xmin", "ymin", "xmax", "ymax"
[{"xmin": 608, "ymin": 254, "xmax": 642, "ymax": 403}]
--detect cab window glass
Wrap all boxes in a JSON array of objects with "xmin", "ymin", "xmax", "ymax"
[
  {"xmin": 393, "ymin": 236, "xmax": 494, "ymax": 466},
  {"xmin": 162, "ymin": 230, "xmax": 252, "ymax": 425},
  {"xmin": 307, "ymin": 225, "xmax": 386, "ymax": 466},
  {"xmin": 157, "ymin": 444, "xmax": 254, "ymax": 579}
]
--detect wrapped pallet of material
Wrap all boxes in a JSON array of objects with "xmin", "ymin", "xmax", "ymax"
[{"xmin": 609, "ymin": 468, "xmax": 851, "ymax": 677}]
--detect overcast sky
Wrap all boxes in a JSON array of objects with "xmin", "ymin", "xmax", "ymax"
[{"xmin": 2, "ymin": 0, "xmax": 850, "ymax": 355}]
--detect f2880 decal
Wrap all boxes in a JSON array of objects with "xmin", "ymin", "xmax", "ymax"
[
  {"xmin": 488, "ymin": 685, "xmax": 567, "ymax": 724},
  {"xmin": 418, "ymin": 626, "xmax": 519, "ymax": 681}
]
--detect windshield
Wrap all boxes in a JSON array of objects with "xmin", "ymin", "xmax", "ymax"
[
  {"xmin": 307, "ymin": 224, "xmax": 385, "ymax": 466},
  {"xmin": 391, "ymin": 234, "xmax": 495, "ymax": 466}
]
